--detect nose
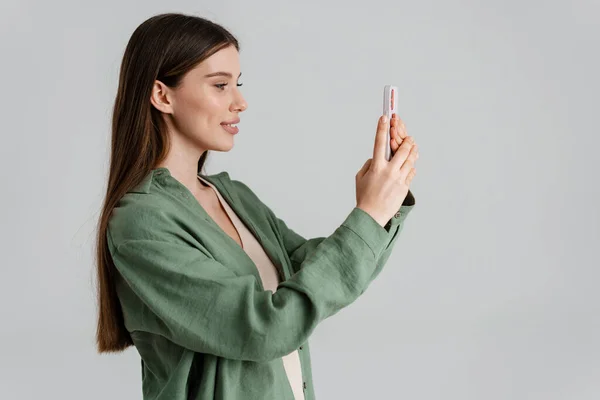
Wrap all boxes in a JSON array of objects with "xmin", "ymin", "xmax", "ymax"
[{"xmin": 232, "ymin": 90, "xmax": 248, "ymax": 112}]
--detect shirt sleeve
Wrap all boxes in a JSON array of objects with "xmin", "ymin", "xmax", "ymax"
[
  {"xmin": 107, "ymin": 205, "xmax": 392, "ymax": 363},
  {"xmin": 261, "ymin": 188, "xmax": 416, "ymax": 280},
  {"xmin": 230, "ymin": 179, "xmax": 416, "ymax": 274}
]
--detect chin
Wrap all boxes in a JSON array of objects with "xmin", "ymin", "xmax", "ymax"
[{"xmin": 209, "ymin": 138, "xmax": 235, "ymax": 153}]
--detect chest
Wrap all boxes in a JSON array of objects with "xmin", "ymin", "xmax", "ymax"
[{"xmin": 194, "ymin": 190, "xmax": 243, "ymax": 248}]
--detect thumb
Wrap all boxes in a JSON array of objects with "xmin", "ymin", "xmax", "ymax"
[{"xmin": 356, "ymin": 158, "xmax": 372, "ymax": 181}]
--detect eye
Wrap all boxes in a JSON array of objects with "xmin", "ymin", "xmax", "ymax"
[{"xmin": 215, "ymin": 83, "xmax": 244, "ymax": 90}]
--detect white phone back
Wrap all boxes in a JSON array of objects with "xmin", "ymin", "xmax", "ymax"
[{"xmin": 383, "ymin": 85, "xmax": 398, "ymax": 161}]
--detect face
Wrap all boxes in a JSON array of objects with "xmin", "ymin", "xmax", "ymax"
[{"xmin": 151, "ymin": 45, "xmax": 248, "ymax": 152}]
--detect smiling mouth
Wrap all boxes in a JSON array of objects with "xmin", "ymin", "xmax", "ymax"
[{"xmin": 221, "ymin": 124, "xmax": 239, "ymax": 134}]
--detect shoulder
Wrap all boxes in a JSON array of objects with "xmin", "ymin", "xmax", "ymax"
[
  {"xmin": 106, "ymin": 191, "xmax": 174, "ymax": 251},
  {"xmin": 107, "ymin": 168, "xmax": 189, "ymax": 250},
  {"xmin": 106, "ymin": 168, "xmax": 268, "ymax": 250}
]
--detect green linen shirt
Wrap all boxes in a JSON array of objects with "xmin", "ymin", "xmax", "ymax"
[{"xmin": 106, "ymin": 167, "xmax": 415, "ymax": 400}]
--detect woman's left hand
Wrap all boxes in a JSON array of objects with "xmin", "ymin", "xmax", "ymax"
[{"xmin": 390, "ymin": 113, "xmax": 408, "ymax": 155}]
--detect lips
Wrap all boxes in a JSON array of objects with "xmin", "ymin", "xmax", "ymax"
[
  {"xmin": 221, "ymin": 118, "xmax": 240, "ymax": 135},
  {"xmin": 221, "ymin": 124, "xmax": 239, "ymax": 135},
  {"xmin": 221, "ymin": 118, "xmax": 240, "ymax": 125}
]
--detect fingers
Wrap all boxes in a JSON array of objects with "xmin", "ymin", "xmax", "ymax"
[
  {"xmin": 398, "ymin": 142, "xmax": 419, "ymax": 180},
  {"xmin": 389, "ymin": 114, "xmax": 407, "ymax": 158},
  {"xmin": 390, "ymin": 135, "xmax": 415, "ymax": 170},
  {"xmin": 406, "ymin": 167, "xmax": 416, "ymax": 185},
  {"xmin": 390, "ymin": 136, "xmax": 399, "ymax": 153},
  {"xmin": 388, "ymin": 114, "xmax": 417, "ymax": 184},
  {"xmin": 398, "ymin": 116, "xmax": 407, "ymax": 140},
  {"xmin": 390, "ymin": 116, "xmax": 400, "ymax": 153},
  {"xmin": 391, "ymin": 113, "xmax": 407, "ymax": 143},
  {"xmin": 390, "ymin": 116, "xmax": 399, "ymax": 152},
  {"xmin": 373, "ymin": 115, "xmax": 390, "ymax": 164}
]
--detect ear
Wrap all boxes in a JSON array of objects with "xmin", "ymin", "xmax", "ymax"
[{"xmin": 150, "ymin": 80, "xmax": 174, "ymax": 114}]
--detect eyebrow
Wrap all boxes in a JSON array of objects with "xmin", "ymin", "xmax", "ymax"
[{"xmin": 203, "ymin": 72, "xmax": 242, "ymax": 78}]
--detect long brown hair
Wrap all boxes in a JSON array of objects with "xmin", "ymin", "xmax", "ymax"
[{"xmin": 95, "ymin": 13, "xmax": 239, "ymax": 353}]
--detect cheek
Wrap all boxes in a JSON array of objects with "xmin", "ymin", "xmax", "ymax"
[
  {"xmin": 191, "ymin": 91, "xmax": 225, "ymax": 125},
  {"xmin": 173, "ymin": 87, "xmax": 228, "ymax": 133},
  {"xmin": 177, "ymin": 96, "xmax": 213, "ymax": 127},
  {"xmin": 204, "ymin": 96, "xmax": 225, "ymax": 123}
]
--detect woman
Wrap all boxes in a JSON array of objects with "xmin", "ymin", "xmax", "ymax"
[{"xmin": 95, "ymin": 12, "xmax": 418, "ymax": 400}]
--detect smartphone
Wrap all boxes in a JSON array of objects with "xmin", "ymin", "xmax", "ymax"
[{"xmin": 383, "ymin": 85, "xmax": 398, "ymax": 161}]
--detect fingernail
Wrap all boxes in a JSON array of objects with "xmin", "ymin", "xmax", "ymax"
[{"xmin": 382, "ymin": 115, "xmax": 388, "ymax": 123}]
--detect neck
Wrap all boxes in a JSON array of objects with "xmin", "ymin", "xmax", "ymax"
[
  {"xmin": 157, "ymin": 153, "xmax": 209, "ymax": 197},
  {"xmin": 156, "ymin": 126, "xmax": 211, "ymax": 195}
]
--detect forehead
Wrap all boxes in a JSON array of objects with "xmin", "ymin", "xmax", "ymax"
[{"xmin": 189, "ymin": 45, "xmax": 240, "ymax": 77}]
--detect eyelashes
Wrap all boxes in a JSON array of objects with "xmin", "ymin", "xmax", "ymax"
[{"xmin": 215, "ymin": 83, "xmax": 243, "ymax": 90}]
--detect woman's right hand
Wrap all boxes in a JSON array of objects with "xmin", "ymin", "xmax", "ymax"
[{"xmin": 355, "ymin": 114, "xmax": 418, "ymax": 227}]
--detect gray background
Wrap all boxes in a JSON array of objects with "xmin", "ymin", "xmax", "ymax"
[{"xmin": 1, "ymin": 0, "xmax": 598, "ymax": 399}]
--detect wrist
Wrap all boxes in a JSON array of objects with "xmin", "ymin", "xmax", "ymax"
[{"xmin": 356, "ymin": 205, "xmax": 387, "ymax": 228}]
